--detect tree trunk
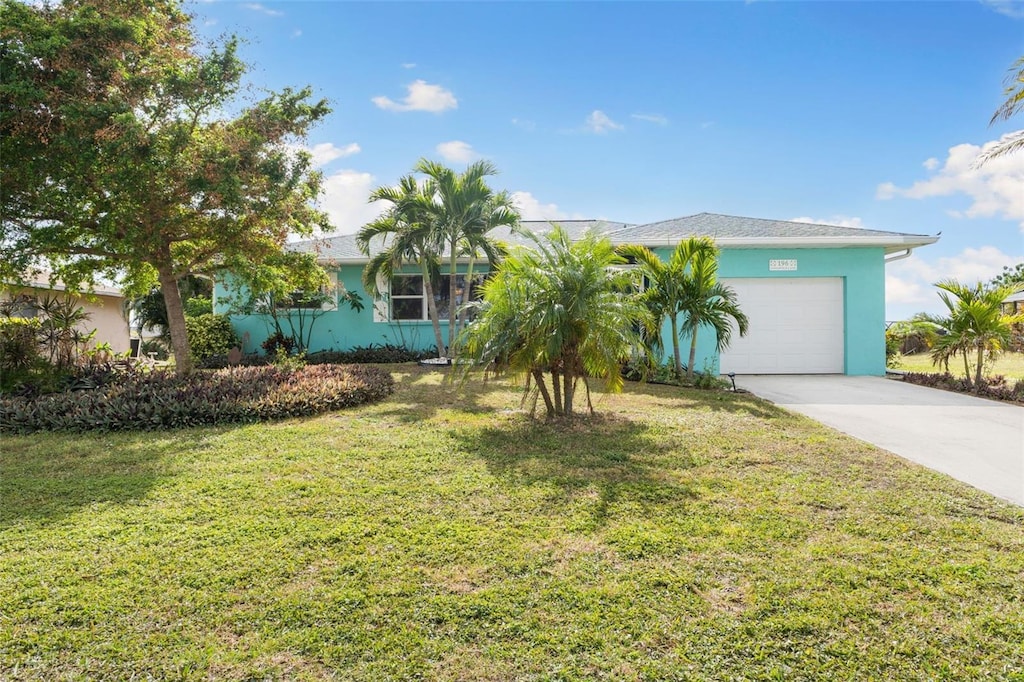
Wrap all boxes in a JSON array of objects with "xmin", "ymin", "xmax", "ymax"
[
  {"xmin": 453, "ymin": 255, "xmax": 476, "ymax": 348},
  {"xmin": 687, "ymin": 326, "xmax": 699, "ymax": 381},
  {"xmin": 551, "ymin": 367, "xmax": 563, "ymax": 416},
  {"xmin": 671, "ymin": 315, "xmax": 682, "ymax": 380},
  {"xmin": 421, "ymin": 261, "xmax": 445, "ymax": 356},
  {"xmin": 447, "ymin": 252, "xmax": 458, "ymax": 352},
  {"xmin": 974, "ymin": 345, "xmax": 984, "ymax": 390},
  {"xmin": 563, "ymin": 359, "xmax": 575, "ymax": 416},
  {"xmin": 157, "ymin": 261, "xmax": 191, "ymax": 374},
  {"xmin": 532, "ymin": 368, "xmax": 555, "ymax": 417},
  {"xmin": 962, "ymin": 350, "xmax": 972, "ymax": 388}
]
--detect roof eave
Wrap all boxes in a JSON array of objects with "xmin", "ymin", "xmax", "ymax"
[{"xmin": 610, "ymin": 235, "xmax": 940, "ymax": 254}]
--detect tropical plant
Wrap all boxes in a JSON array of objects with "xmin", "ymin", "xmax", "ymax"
[
  {"xmin": 978, "ymin": 55, "xmax": 1024, "ymax": 164},
  {"xmin": 357, "ymin": 175, "xmax": 446, "ymax": 355},
  {"xmin": 414, "ymin": 159, "xmax": 519, "ymax": 350},
  {"xmin": 927, "ymin": 279, "xmax": 1024, "ymax": 389},
  {"xmin": 460, "ymin": 227, "xmax": 649, "ymax": 418},
  {"xmin": 619, "ymin": 238, "xmax": 748, "ymax": 381}
]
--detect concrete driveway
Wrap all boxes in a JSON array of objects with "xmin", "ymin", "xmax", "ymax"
[{"xmin": 737, "ymin": 375, "xmax": 1024, "ymax": 506}]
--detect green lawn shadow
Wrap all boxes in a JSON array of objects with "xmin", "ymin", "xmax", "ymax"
[{"xmin": 0, "ymin": 429, "xmax": 215, "ymax": 526}]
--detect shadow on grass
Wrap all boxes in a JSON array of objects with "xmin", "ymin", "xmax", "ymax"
[
  {"xmin": 0, "ymin": 430, "xmax": 215, "ymax": 526},
  {"xmin": 451, "ymin": 413, "xmax": 700, "ymax": 530},
  {"xmin": 374, "ymin": 365, "xmax": 520, "ymax": 423}
]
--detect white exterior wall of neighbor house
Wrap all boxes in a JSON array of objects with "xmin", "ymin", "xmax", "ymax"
[{"xmin": 2, "ymin": 284, "xmax": 131, "ymax": 354}]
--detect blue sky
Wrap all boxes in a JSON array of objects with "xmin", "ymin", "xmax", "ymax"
[{"xmin": 190, "ymin": 1, "xmax": 1024, "ymax": 320}]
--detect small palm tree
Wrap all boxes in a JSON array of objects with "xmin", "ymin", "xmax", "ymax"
[
  {"xmin": 356, "ymin": 175, "xmax": 446, "ymax": 355},
  {"xmin": 460, "ymin": 226, "xmax": 648, "ymax": 418},
  {"xmin": 928, "ymin": 279, "xmax": 1024, "ymax": 389},
  {"xmin": 619, "ymin": 237, "xmax": 748, "ymax": 381}
]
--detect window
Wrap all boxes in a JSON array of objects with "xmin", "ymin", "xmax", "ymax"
[{"xmin": 388, "ymin": 274, "xmax": 486, "ymax": 321}]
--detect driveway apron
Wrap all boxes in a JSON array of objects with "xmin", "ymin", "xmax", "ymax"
[{"xmin": 736, "ymin": 375, "xmax": 1024, "ymax": 506}]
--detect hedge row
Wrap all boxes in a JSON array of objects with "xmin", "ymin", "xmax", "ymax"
[
  {"xmin": 901, "ymin": 372, "xmax": 1024, "ymax": 403},
  {"xmin": 0, "ymin": 364, "xmax": 394, "ymax": 434},
  {"xmin": 197, "ymin": 343, "xmax": 435, "ymax": 369}
]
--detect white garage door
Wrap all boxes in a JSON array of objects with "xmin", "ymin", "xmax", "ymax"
[{"xmin": 719, "ymin": 278, "xmax": 845, "ymax": 374}]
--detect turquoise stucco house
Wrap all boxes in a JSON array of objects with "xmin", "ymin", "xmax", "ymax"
[{"xmin": 215, "ymin": 213, "xmax": 938, "ymax": 376}]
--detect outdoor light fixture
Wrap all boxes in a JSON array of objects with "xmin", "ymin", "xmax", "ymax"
[{"xmin": 727, "ymin": 372, "xmax": 737, "ymax": 391}]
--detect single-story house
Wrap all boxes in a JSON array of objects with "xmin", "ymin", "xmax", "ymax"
[
  {"xmin": 1, "ymin": 273, "xmax": 132, "ymax": 355},
  {"xmin": 1003, "ymin": 291, "xmax": 1024, "ymax": 315},
  {"xmin": 215, "ymin": 213, "xmax": 939, "ymax": 376}
]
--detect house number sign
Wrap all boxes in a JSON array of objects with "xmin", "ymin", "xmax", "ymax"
[{"xmin": 769, "ymin": 259, "xmax": 798, "ymax": 271}]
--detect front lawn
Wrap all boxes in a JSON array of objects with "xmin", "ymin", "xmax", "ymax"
[
  {"xmin": 896, "ymin": 350, "xmax": 1024, "ymax": 380},
  {"xmin": 2, "ymin": 366, "xmax": 1022, "ymax": 680}
]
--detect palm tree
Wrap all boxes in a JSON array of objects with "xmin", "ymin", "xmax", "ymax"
[
  {"xmin": 460, "ymin": 227, "xmax": 648, "ymax": 418},
  {"xmin": 978, "ymin": 55, "xmax": 1024, "ymax": 165},
  {"xmin": 356, "ymin": 175, "xmax": 446, "ymax": 355},
  {"xmin": 414, "ymin": 159, "xmax": 520, "ymax": 351},
  {"xmin": 928, "ymin": 279, "xmax": 1024, "ymax": 389},
  {"xmin": 619, "ymin": 237, "xmax": 748, "ymax": 381}
]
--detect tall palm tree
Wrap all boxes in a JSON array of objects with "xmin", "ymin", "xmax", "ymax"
[
  {"xmin": 978, "ymin": 55, "xmax": 1024, "ymax": 165},
  {"xmin": 414, "ymin": 159, "xmax": 520, "ymax": 350},
  {"xmin": 356, "ymin": 175, "xmax": 446, "ymax": 355},
  {"xmin": 677, "ymin": 247, "xmax": 749, "ymax": 381},
  {"xmin": 619, "ymin": 237, "xmax": 748, "ymax": 381},
  {"xmin": 460, "ymin": 227, "xmax": 648, "ymax": 418},
  {"xmin": 928, "ymin": 279, "xmax": 1024, "ymax": 389}
]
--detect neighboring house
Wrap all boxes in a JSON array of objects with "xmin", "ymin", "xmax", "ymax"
[
  {"xmin": 1002, "ymin": 291, "xmax": 1024, "ymax": 315},
  {"xmin": 216, "ymin": 213, "xmax": 939, "ymax": 376},
  {"xmin": 1, "ymin": 273, "xmax": 131, "ymax": 355}
]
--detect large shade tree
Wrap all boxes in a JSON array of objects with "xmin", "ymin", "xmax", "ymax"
[
  {"xmin": 460, "ymin": 227, "xmax": 649, "ymax": 418},
  {"xmin": 619, "ymin": 237, "xmax": 748, "ymax": 381},
  {"xmin": 1, "ymin": 0, "xmax": 332, "ymax": 373},
  {"xmin": 928, "ymin": 279, "xmax": 1024, "ymax": 389}
]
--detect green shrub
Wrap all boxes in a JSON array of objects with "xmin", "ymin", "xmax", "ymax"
[
  {"xmin": 185, "ymin": 314, "xmax": 239, "ymax": 361},
  {"xmin": 0, "ymin": 317, "xmax": 41, "ymax": 376},
  {"xmin": 306, "ymin": 344, "xmax": 434, "ymax": 364},
  {"xmin": 0, "ymin": 364, "xmax": 395, "ymax": 433},
  {"xmin": 182, "ymin": 296, "xmax": 212, "ymax": 317}
]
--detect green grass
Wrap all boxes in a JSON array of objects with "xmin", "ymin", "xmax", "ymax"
[
  {"xmin": 896, "ymin": 350, "xmax": 1024, "ymax": 380},
  {"xmin": 2, "ymin": 366, "xmax": 1023, "ymax": 680}
]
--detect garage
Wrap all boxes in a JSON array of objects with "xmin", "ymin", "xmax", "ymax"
[{"xmin": 719, "ymin": 277, "xmax": 845, "ymax": 374}]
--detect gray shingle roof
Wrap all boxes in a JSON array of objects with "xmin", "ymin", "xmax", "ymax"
[
  {"xmin": 609, "ymin": 213, "xmax": 930, "ymax": 241},
  {"xmin": 288, "ymin": 213, "xmax": 936, "ymax": 262}
]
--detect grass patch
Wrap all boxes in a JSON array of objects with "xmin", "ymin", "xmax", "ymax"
[
  {"xmin": 897, "ymin": 350, "xmax": 1024, "ymax": 380},
  {"xmin": 2, "ymin": 366, "xmax": 1023, "ymax": 680}
]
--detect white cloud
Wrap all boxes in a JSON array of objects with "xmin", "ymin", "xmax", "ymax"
[
  {"xmin": 981, "ymin": 0, "xmax": 1024, "ymax": 19},
  {"xmin": 290, "ymin": 142, "xmax": 360, "ymax": 168},
  {"xmin": 511, "ymin": 191, "xmax": 586, "ymax": 221},
  {"xmin": 584, "ymin": 110, "xmax": 623, "ymax": 134},
  {"xmin": 372, "ymin": 80, "xmax": 457, "ymax": 113},
  {"xmin": 401, "ymin": 63, "xmax": 417, "ymax": 69},
  {"xmin": 886, "ymin": 246, "xmax": 1024, "ymax": 309},
  {"xmin": 631, "ymin": 113, "xmax": 668, "ymax": 125},
  {"xmin": 319, "ymin": 170, "xmax": 388, "ymax": 235},
  {"xmin": 242, "ymin": 3, "xmax": 283, "ymax": 17},
  {"xmin": 435, "ymin": 140, "xmax": 476, "ymax": 163},
  {"xmin": 877, "ymin": 134, "xmax": 1024, "ymax": 231},
  {"xmin": 791, "ymin": 215, "xmax": 867, "ymax": 229},
  {"xmin": 922, "ymin": 157, "xmax": 939, "ymax": 171},
  {"xmin": 290, "ymin": 29, "xmax": 302, "ymax": 38}
]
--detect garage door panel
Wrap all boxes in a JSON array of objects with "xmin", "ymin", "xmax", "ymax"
[{"xmin": 720, "ymin": 277, "xmax": 844, "ymax": 374}]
